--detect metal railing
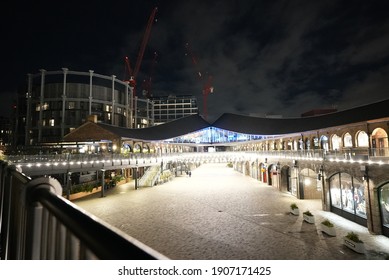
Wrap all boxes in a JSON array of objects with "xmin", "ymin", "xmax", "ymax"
[
  {"xmin": 0, "ymin": 161, "xmax": 167, "ymax": 260},
  {"xmin": 4, "ymin": 148, "xmax": 389, "ymax": 178}
]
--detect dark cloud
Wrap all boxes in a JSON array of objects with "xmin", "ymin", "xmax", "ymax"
[{"xmin": 1, "ymin": 0, "xmax": 388, "ymax": 121}]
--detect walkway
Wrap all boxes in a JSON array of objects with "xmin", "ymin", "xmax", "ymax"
[{"xmin": 74, "ymin": 163, "xmax": 389, "ymax": 260}]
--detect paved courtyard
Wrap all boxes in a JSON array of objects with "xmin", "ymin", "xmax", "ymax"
[{"xmin": 74, "ymin": 163, "xmax": 389, "ymax": 260}]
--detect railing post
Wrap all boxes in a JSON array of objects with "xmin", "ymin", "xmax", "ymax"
[
  {"xmin": 0, "ymin": 164, "xmax": 17, "ymax": 260},
  {"xmin": 24, "ymin": 177, "xmax": 62, "ymax": 260}
]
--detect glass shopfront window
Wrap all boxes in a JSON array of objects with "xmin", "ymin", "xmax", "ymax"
[
  {"xmin": 379, "ymin": 183, "xmax": 389, "ymax": 233},
  {"xmin": 329, "ymin": 173, "xmax": 367, "ymax": 220},
  {"xmin": 330, "ymin": 175, "xmax": 341, "ymax": 208},
  {"xmin": 341, "ymin": 173, "xmax": 354, "ymax": 213},
  {"xmin": 353, "ymin": 178, "xmax": 366, "ymax": 218}
]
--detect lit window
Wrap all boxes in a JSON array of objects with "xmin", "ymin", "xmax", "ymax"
[
  {"xmin": 36, "ymin": 102, "xmax": 49, "ymax": 111},
  {"xmin": 68, "ymin": 101, "xmax": 75, "ymax": 109},
  {"xmin": 344, "ymin": 133, "xmax": 353, "ymax": 147},
  {"xmin": 49, "ymin": 119, "xmax": 55, "ymax": 126},
  {"xmin": 332, "ymin": 134, "xmax": 341, "ymax": 150},
  {"xmin": 357, "ymin": 131, "xmax": 369, "ymax": 147}
]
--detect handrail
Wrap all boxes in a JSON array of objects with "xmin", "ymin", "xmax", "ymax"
[
  {"xmin": 30, "ymin": 188, "xmax": 166, "ymax": 259},
  {"xmin": 0, "ymin": 161, "xmax": 167, "ymax": 260}
]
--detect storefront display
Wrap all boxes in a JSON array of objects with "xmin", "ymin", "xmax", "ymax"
[
  {"xmin": 329, "ymin": 173, "xmax": 367, "ymax": 221},
  {"xmin": 379, "ymin": 183, "xmax": 389, "ymax": 230}
]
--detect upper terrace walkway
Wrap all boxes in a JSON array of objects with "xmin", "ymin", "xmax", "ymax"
[{"xmin": 6, "ymin": 148, "xmax": 389, "ymax": 177}]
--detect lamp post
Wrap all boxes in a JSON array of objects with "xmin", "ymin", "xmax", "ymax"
[
  {"xmin": 134, "ymin": 166, "xmax": 138, "ymax": 190},
  {"xmin": 66, "ymin": 171, "xmax": 72, "ymax": 200},
  {"xmin": 100, "ymin": 169, "xmax": 106, "ymax": 197},
  {"xmin": 362, "ymin": 165, "xmax": 374, "ymax": 232}
]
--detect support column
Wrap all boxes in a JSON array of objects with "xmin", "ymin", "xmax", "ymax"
[
  {"xmin": 129, "ymin": 85, "xmax": 134, "ymax": 128},
  {"xmin": 61, "ymin": 68, "xmax": 68, "ymax": 140},
  {"xmin": 134, "ymin": 96, "xmax": 138, "ymax": 128},
  {"xmin": 151, "ymin": 100, "xmax": 154, "ymax": 126},
  {"xmin": 38, "ymin": 69, "xmax": 46, "ymax": 143},
  {"xmin": 89, "ymin": 70, "xmax": 94, "ymax": 115},
  {"xmin": 111, "ymin": 75, "xmax": 116, "ymax": 125},
  {"xmin": 125, "ymin": 82, "xmax": 129, "ymax": 128},
  {"xmin": 25, "ymin": 74, "xmax": 33, "ymax": 146}
]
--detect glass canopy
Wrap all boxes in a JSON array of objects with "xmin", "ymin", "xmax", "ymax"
[{"xmin": 163, "ymin": 126, "xmax": 266, "ymax": 144}]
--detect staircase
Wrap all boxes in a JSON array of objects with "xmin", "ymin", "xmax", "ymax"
[{"xmin": 138, "ymin": 165, "xmax": 161, "ymax": 187}]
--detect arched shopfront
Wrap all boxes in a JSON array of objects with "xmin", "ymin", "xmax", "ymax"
[
  {"xmin": 320, "ymin": 135, "xmax": 329, "ymax": 151},
  {"xmin": 379, "ymin": 182, "xmax": 389, "ymax": 237},
  {"xmin": 298, "ymin": 168, "xmax": 322, "ymax": 199},
  {"xmin": 372, "ymin": 128, "xmax": 389, "ymax": 156},
  {"xmin": 329, "ymin": 172, "xmax": 367, "ymax": 226},
  {"xmin": 260, "ymin": 163, "xmax": 267, "ymax": 183},
  {"xmin": 280, "ymin": 166, "xmax": 291, "ymax": 193}
]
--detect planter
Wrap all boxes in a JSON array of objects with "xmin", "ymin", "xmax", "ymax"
[
  {"xmin": 290, "ymin": 208, "xmax": 299, "ymax": 216},
  {"xmin": 320, "ymin": 223, "xmax": 336, "ymax": 236},
  {"xmin": 344, "ymin": 237, "xmax": 365, "ymax": 254},
  {"xmin": 67, "ymin": 186, "xmax": 102, "ymax": 201},
  {"xmin": 303, "ymin": 213, "xmax": 315, "ymax": 224}
]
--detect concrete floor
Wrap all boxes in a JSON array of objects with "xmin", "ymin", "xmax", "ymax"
[{"xmin": 74, "ymin": 163, "xmax": 389, "ymax": 260}]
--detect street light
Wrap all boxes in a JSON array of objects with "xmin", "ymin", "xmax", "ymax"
[{"xmin": 100, "ymin": 169, "xmax": 106, "ymax": 197}]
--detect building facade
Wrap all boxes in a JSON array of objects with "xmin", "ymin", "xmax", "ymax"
[
  {"xmin": 151, "ymin": 95, "xmax": 198, "ymax": 125},
  {"xmin": 24, "ymin": 68, "xmax": 154, "ymax": 145},
  {"xmin": 60, "ymin": 100, "xmax": 389, "ymax": 238}
]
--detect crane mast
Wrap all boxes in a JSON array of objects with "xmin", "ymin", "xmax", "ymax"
[
  {"xmin": 134, "ymin": 6, "xmax": 158, "ymax": 79},
  {"xmin": 124, "ymin": 6, "xmax": 158, "ymax": 97},
  {"xmin": 185, "ymin": 42, "xmax": 214, "ymax": 120},
  {"xmin": 142, "ymin": 51, "xmax": 158, "ymax": 98}
]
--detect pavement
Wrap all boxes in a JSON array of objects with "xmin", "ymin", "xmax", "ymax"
[{"xmin": 73, "ymin": 163, "xmax": 389, "ymax": 260}]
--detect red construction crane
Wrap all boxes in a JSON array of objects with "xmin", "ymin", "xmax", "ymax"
[
  {"xmin": 185, "ymin": 42, "xmax": 214, "ymax": 120},
  {"xmin": 141, "ymin": 51, "xmax": 158, "ymax": 98},
  {"xmin": 124, "ymin": 56, "xmax": 136, "ymax": 88},
  {"xmin": 124, "ymin": 6, "xmax": 158, "ymax": 97}
]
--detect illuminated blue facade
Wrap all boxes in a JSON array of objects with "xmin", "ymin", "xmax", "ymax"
[{"xmin": 163, "ymin": 127, "xmax": 269, "ymax": 144}]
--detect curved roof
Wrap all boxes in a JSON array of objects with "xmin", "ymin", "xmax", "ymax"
[
  {"xmin": 211, "ymin": 98, "xmax": 389, "ymax": 135},
  {"xmin": 64, "ymin": 114, "xmax": 211, "ymax": 142},
  {"xmin": 64, "ymin": 99, "xmax": 389, "ymax": 142},
  {"xmin": 101, "ymin": 113, "xmax": 211, "ymax": 141}
]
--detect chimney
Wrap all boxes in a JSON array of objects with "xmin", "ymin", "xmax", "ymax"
[{"xmin": 87, "ymin": 115, "xmax": 97, "ymax": 123}]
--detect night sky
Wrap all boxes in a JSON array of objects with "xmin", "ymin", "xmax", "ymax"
[{"xmin": 1, "ymin": 0, "xmax": 389, "ymax": 121}]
